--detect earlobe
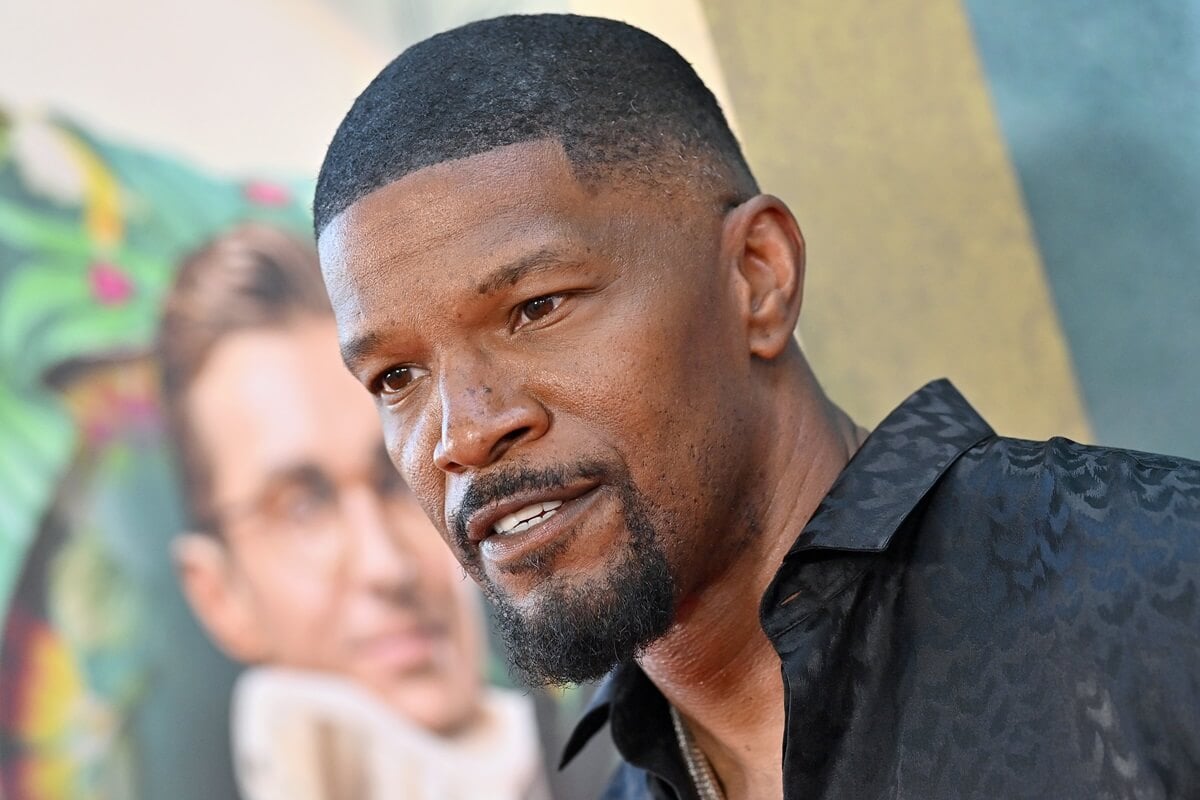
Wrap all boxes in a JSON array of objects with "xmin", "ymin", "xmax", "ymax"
[
  {"xmin": 725, "ymin": 195, "xmax": 806, "ymax": 359},
  {"xmin": 173, "ymin": 533, "xmax": 269, "ymax": 663}
]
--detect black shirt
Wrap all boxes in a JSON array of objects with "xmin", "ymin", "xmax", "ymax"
[{"xmin": 560, "ymin": 380, "xmax": 1200, "ymax": 799}]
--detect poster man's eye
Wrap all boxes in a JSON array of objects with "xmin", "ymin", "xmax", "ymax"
[{"xmin": 518, "ymin": 294, "xmax": 564, "ymax": 325}]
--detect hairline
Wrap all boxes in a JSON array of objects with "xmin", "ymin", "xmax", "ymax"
[{"xmin": 315, "ymin": 133, "xmax": 756, "ymax": 240}]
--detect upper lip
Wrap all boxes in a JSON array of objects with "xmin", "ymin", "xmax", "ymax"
[
  {"xmin": 350, "ymin": 620, "xmax": 446, "ymax": 649},
  {"xmin": 461, "ymin": 478, "xmax": 601, "ymax": 545}
]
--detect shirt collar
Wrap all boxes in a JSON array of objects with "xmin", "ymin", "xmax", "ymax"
[
  {"xmin": 786, "ymin": 378, "xmax": 993, "ymax": 554},
  {"xmin": 758, "ymin": 378, "xmax": 994, "ymax": 636},
  {"xmin": 559, "ymin": 661, "xmax": 693, "ymax": 794},
  {"xmin": 559, "ymin": 670, "xmax": 618, "ymax": 769},
  {"xmin": 560, "ymin": 379, "xmax": 995, "ymax": 769}
]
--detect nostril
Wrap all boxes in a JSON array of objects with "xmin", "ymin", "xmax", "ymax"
[
  {"xmin": 493, "ymin": 426, "xmax": 531, "ymax": 458},
  {"xmin": 504, "ymin": 426, "xmax": 529, "ymax": 442}
]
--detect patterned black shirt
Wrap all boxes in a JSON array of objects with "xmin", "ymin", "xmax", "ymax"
[{"xmin": 560, "ymin": 380, "xmax": 1200, "ymax": 799}]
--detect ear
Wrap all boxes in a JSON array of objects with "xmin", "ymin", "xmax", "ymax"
[
  {"xmin": 173, "ymin": 533, "xmax": 270, "ymax": 663},
  {"xmin": 723, "ymin": 195, "xmax": 806, "ymax": 359}
]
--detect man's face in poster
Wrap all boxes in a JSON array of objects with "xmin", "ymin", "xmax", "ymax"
[{"xmin": 175, "ymin": 316, "xmax": 483, "ymax": 734}]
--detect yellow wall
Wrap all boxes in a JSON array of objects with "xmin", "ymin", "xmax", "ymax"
[{"xmin": 699, "ymin": 0, "xmax": 1090, "ymax": 440}]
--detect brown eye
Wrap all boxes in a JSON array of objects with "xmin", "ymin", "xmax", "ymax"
[
  {"xmin": 378, "ymin": 365, "xmax": 421, "ymax": 395},
  {"xmin": 518, "ymin": 295, "xmax": 563, "ymax": 325}
]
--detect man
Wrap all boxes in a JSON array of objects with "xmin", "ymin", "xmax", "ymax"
[
  {"xmin": 312, "ymin": 14, "xmax": 1200, "ymax": 800},
  {"xmin": 157, "ymin": 224, "xmax": 546, "ymax": 799}
]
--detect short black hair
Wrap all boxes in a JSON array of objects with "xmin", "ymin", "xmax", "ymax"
[{"xmin": 313, "ymin": 13, "xmax": 758, "ymax": 235}]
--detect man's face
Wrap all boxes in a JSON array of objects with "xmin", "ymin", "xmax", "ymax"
[
  {"xmin": 183, "ymin": 317, "xmax": 482, "ymax": 733},
  {"xmin": 319, "ymin": 140, "xmax": 764, "ymax": 683}
]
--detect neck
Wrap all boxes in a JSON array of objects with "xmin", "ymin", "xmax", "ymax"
[{"xmin": 639, "ymin": 352, "xmax": 864, "ymax": 798}]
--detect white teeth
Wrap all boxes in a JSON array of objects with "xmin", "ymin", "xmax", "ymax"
[{"xmin": 492, "ymin": 500, "xmax": 564, "ymax": 536}]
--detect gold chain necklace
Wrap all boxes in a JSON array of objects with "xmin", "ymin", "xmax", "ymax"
[{"xmin": 669, "ymin": 705, "xmax": 725, "ymax": 800}]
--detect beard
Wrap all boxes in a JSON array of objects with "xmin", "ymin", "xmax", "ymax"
[{"xmin": 453, "ymin": 460, "xmax": 676, "ymax": 686}]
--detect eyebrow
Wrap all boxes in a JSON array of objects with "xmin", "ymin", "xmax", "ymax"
[
  {"xmin": 219, "ymin": 462, "xmax": 328, "ymax": 521},
  {"xmin": 474, "ymin": 247, "xmax": 577, "ymax": 296},
  {"xmin": 341, "ymin": 329, "xmax": 386, "ymax": 373},
  {"xmin": 341, "ymin": 247, "xmax": 579, "ymax": 372},
  {"xmin": 262, "ymin": 463, "xmax": 328, "ymax": 494}
]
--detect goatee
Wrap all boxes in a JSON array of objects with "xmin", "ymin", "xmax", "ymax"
[{"xmin": 455, "ymin": 462, "xmax": 676, "ymax": 685}]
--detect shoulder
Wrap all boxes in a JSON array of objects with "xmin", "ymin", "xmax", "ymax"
[
  {"xmin": 894, "ymin": 436, "xmax": 1200, "ymax": 791},
  {"xmin": 957, "ymin": 433, "xmax": 1200, "ymax": 484},
  {"xmin": 915, "ymin": 435, "xmax": 1200, "ymax": 632},
  {"xmin": 940, "ymin": 435, "xmax": 1200, "ymax": 540}
]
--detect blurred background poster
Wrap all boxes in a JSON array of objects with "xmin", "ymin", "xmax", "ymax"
[
  {"xmin": 0, "ymin": 111, "xmax": 599, "ymax": 800},
  {"xmin": 0, "ymin": 1, "xmax": 1197, "ymax": 799}
]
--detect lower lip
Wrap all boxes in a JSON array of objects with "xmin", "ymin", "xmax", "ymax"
[
  {"xmin": 480, "ymin": 486, "xmax": 604, "ymax": 569},
  {"xmin": 357, "ymin": 631, "xmax": 442, "ymax": 672}
]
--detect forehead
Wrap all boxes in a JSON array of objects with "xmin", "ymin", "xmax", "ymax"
[
  {"xmin": 318, "ymin": 141, "xmax": 620, "ymax": 324},
  {"xmin": 322, "ymin": 138, "xmax": 583, "ymax": 250},
  {"xmin": 187, "ymin": 320, "xmax": 382, "ymax": 484}
]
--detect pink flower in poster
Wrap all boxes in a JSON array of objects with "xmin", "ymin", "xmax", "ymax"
[
  {"xmin": 88, "ymin": 261, "xmax": 134, "ymax": 306},
  {"xmin": 244, "ymin": 180, "xmax": 292, "ymax": 207}
]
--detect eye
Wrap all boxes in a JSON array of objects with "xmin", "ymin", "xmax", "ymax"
[
  {"xmin": 280, "ymin": 480, "xmax": 337, "ymax": 526},
  {"xmin": 516, "ymin": 294, "xmax": 564, "ymax": 326},
  {"xmin": 375, "ymin": 365, "xmax": 428, "ymax": 397}
]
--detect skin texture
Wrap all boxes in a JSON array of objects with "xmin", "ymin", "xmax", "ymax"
[
  {"xmin": 318, "ymin": 139, "xmax": 865, "ymax": 798},
  {"xmin": 173, "ymin": 318, "xmax": 484, "ymax": 736}
]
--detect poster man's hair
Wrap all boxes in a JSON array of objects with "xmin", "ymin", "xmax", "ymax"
[{"xmin": 157, "ymin": 224, "xmax": 331, "ymax": 531}]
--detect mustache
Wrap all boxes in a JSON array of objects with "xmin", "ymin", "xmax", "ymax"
[{"xmin": 451, "ymin": 459, "xmax": 610, "ymax": 547}]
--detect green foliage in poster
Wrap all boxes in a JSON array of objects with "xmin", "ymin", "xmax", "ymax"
[{"xmin": 0, "ymin": 109, "xmax": 311, "ymax": 620}]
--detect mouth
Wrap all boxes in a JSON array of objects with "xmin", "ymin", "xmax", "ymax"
[
  {"xmin": 493, "ymin": 500, "xmax": 564, "ymax": 535},
  {"xmin": 354, "ymin": 624, "xmax": 447, "ymax": 673},
  {"xmin": 464, "ymin": 480, "xmax": 604, "ymax": 568}
]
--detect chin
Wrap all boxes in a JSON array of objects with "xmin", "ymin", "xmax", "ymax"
[
  {"xmin": 482, "ymin": 519, "xmax": 677, "ymax": 686},
  {"xmin": 407, "ymin": 700, "xmax": 481, "ymax": 738},
  {"xmin": 375, "ymin": 681, "xmax": 481, "ymax": 737}
]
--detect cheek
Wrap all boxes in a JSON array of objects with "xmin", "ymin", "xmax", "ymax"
[
  {"xmin": 384, "ymin": 413, "xmax": 446, "ymax": 526},
  {"xmin": 410, "ymin": 551, "xmax": 483, "ymax": 694},
  {"xmin": 554, "ymin": 288, "xmax": 749, "ymax": 533},
  {"xmin": 394, "ymin": 508, "xmax": 474, "ymax": 625},
  {"xmin": 448, "ymin": 575, "xmax": 484, "ymax": 671},
  {"xmin": 233, "ymin": 556, "xmax": 344, "ymax": 662},
  {"xmin": 255, "ymin": 567, "xmax": 337, "ymax": 622},
  {"xmin": 412, "ymin": 531, "xmax": 466, "ymax": 590},
  {"xmin": 577, "ymin": 295, "xmax": 738, "ymax": 451}
]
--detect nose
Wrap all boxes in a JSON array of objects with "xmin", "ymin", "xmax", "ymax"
[
  {"xmin": 432, "ymin": 356, "xmax": 549, "ymax": 473},
  {"xmin": 343, "ymin": 488, "xmax": 418, "ymax": 593}
]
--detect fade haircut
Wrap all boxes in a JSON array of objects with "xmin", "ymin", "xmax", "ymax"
[
  {"xmin": 313, "ymin": 13, "xmax": 758, "ymax": 235},
  {"xmin": 157, "ymin": 224, "xmax": 331, "ymax": 532}
]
